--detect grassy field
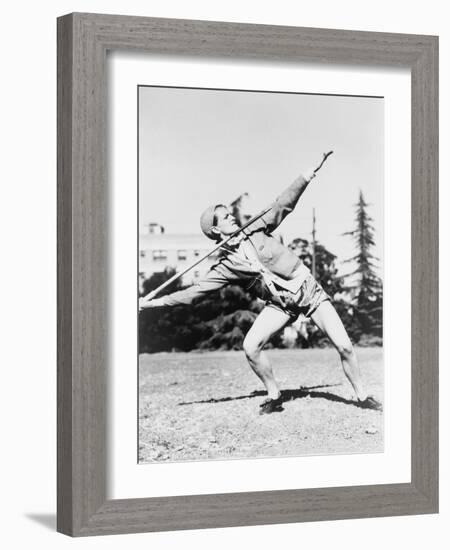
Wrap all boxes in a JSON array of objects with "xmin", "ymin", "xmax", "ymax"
[{"xmin": 139, "ymin": 347, "xmax": 383, "ymax": 463}]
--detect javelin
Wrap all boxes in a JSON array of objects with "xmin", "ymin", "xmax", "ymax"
[
  {"xmin": 140, "ymin": 205, "xmax": 273, "ymax": 302},
  {"xmin": 315, "ymin": 150, "xmax": 333, "ymax": 171},
  {"xmin": 140, "ymin": 150, "xmax": 333, "ymax": 303}
]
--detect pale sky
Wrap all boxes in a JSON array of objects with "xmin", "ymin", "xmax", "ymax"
[{"xmin": 139, "ymin": 86, "xmax": 384, "ymax": 276}]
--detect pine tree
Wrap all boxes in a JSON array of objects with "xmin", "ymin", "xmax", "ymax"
[{"xmin": 343, "ymin": 190, "xmax": 383, "ymax": 342}]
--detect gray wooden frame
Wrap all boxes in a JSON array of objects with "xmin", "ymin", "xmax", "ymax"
[{"xmin": 57, "ymin": 12, "xmax": 438, "ymax": 537}]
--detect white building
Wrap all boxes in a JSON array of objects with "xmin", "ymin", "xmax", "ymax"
[{"xmin": 139, "ymin": 223, "xmax": 219, "ymax": 290}]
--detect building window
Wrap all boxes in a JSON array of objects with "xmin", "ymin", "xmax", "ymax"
[
  {"xmin": 152, "ymin": 249, "xmax": 167, "ymax": 261},
  {"xmin": 177, "ymin": 250, "xmax": 188, "ymax": 261},
  {"xmin": 147, "ymin": 223, "xmax": 165, "ymax": 234},
  {"xmin": 140, "ymin": 250, "xmax": 146, "ymax": 258}
]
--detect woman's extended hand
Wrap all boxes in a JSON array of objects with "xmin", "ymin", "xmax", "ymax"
[{"xmin": 139, "ymin": 292, "xmax": 156, "ymax": 312}]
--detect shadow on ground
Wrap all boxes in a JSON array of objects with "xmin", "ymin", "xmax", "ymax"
[
  {"xmin": 178, "ymin": 383, "xmax": 368, "ymax": 409},
  {"xmin": 25, "ymin": 513, "xmax": 56, "ymax": 531}
]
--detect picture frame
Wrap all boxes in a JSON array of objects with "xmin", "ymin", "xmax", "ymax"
[{"xmin": 57, "ymin": 12, "xmax": 438, "ymax": 536}]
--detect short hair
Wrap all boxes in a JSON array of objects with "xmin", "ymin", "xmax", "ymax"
[{"xmin": 200, "ymin": 203, "xmax": 226, "ymax": 240}]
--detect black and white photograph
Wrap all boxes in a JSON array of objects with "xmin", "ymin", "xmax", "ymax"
[
  {"xmin": 138, "ymin": 85, "xmax": 384, "ymax": 464},
  {"xmin": 1, "ymin": 0, "xmax": 444, "ymax": 543}
]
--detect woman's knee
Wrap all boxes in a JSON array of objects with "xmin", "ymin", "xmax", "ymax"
[
  {"xmin": 243, "ymin": 335, "xmax": 263, "ymax": 361},
  {"xmin": 335, "ymin": 340, "xmax": 354, "ymax": 360}
]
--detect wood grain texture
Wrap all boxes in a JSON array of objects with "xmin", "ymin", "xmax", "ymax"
[
  {"xmin": 410, "ymin": 36, "xmax": 439, "ymax": 506},
  {"xmin": 57, "ymin": 12, "xmax": 439, "ymax": 537},
  {"xmin": 57, "ymin": 13, "xmax": 74, "ymax": 535}
]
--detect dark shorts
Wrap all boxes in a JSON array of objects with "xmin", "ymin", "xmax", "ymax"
[{"xmin": 266, "ymin": 274, "xmax": 330, "ymax": 320}]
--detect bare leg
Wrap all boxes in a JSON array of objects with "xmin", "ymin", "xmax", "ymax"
[
  {"xmin": 311, "ymin": 301, "xmax": 367, "ymax": 401},
  {"xmin": 243, "ymin": 306, "xmax": 291, "ymax": 400}
]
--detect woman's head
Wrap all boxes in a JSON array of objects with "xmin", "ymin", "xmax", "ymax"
[{"xmin": 200, "ymin": 204, "xmax": 239, "ymax": 241}]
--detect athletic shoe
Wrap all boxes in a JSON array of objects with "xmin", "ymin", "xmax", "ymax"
[
  {"xmin": 259, "ymin": 396, "xmax": 284, "ymax": 415},
  {"xmin": 358, "ymin": 396, "xmax": 383, "ymax": 411}
]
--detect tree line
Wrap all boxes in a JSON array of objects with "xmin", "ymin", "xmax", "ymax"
[{"xmin": 139, "ymin": 191, "xmax": 382, "ymax": 353}]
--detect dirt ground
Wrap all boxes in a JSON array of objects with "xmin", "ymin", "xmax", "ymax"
[{"xmin": 139, "ymin": 347, "xmax": 383, "ymax": 463}]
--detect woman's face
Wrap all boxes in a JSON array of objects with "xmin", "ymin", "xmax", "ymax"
[{"xmin": 213, "ymin": 206, "xmax": 239, "ymax": 237}]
